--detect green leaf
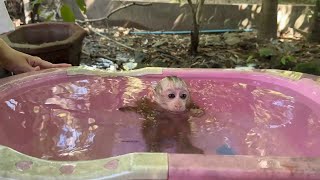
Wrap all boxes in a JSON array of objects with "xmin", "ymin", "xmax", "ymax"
[
  {"xmin": 246, "ymin": 55, "xmax": 254, "ymax": 62},
  {"xmin": 76, "ymin": 0, "xmax": 87, "ymax": 14},
  {"xmin": 60, "ymin": 4, "xmax": 75, "ymax": 22},
  {"xmin": 37, "ymin": 6, "xmax": 43, "ymax": 15},
  {"xmin": 259, "ymin": 48, "xmax": 274, "ymax": 57},
  {"xmin": 287, "ymin": 55, "xmax": 296, "ymax": 62},
  {"xmin": 294, "ymin": 61, "xmax": 320, "ymax": 76},
  {"xmin": 45, "ymin": 12, "xmax": 55, "ymax": 21},
  {"xmin": 31, "ymin": 0, "xmax": 43, "ymax": 8},
  {"xmin": 281, "ymin": 55, "xmax": 296, "ymax": 65},
  {"xmin": 280, "ymin": 56, "xmax": 287, "ymax": 65}
]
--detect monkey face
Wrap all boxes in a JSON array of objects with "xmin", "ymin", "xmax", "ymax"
[
  {"xmin": 166, "ymin": 89, "xmax": 189, "ymax": 112},
  {"xmin": 153, "ymin": 76, "xmax": 191, "ymax": 112},
  {"xmin": 155, "ymin": 88, "xmax": 189, "ymax": 112}
]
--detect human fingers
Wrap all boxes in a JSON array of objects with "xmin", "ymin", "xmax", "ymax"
[
  {"xmin": 11, "ymin": 62, "xmax": 40, "ymax": 74},
  {"xmin": 27, "ymin": 56, "xmax": 71, "ymax": 69}
]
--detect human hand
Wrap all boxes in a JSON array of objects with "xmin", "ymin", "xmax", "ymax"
[
  {"xmin": 0, "ymin": 39, "xmax": 71, "ymax": 74},
  {"xmin": 2, "ymin": 49, "xmax": 71, "ymax": 74}
]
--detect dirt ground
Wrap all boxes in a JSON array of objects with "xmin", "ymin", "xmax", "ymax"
[{"xmin": 80, "ymin": 26, "xmax": 320, "ymax": 75}]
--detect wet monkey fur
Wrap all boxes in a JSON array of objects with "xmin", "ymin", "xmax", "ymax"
[{"xmin": 119, "ymin": 76, "xmax": 204, "ymax": 154}]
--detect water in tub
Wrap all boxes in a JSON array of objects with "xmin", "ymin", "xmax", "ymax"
[{"xmin": 0, "ymin": 75, "xmax": 319, "ymax": 161}]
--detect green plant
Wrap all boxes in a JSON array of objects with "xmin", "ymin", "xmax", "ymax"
[
  {"xmin": 280, "ymin": 55, "xmax": 296, "ymax": 65},
  {"xmin": 259, "ymin": 47, "xmax": 275, "ymax": 57},
  {"xmin": 31, "ymin": 0, "xmax": 44, "ymax": 8},
  {"xmin": 32, "ymin": 0, "xmax": 87, "ymax": 22},
  {"xmin": 294, "ymin": 61, "xmax": 320, "ymax": 75},
  {"xmin": 76, "ymin": 0, "xmax": 86, "ymax": 14},
  {"xmin": 276, "ymin": 41, "xmax": 298, "ymax": 66},
  {"xmin": 60, "ymin": 4, "xmax": 75, "ymax": 22},
  {"xmin": 60, "ymin": 0, "xmax": 86, "ymax": 22}
]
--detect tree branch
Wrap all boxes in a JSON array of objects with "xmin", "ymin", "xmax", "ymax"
[
  {"xmin": 88, "ymin": 27, "xmax": 137, "ymax": 51},
  {"xmin": 196, "ymin": 0, "xmax": 205, "ymax": 24},
  {"xmin": 76, "ymin": 2, "xmax": 152, "ymax": 23},
  {"xmin": 187, "ymin": 0, "xmax": 197, "ymax": 28}
]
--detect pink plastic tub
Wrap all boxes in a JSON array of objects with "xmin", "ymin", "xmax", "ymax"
[{"xmin": 0, "ymin": 67, "xmax": 319, "ymax": 180}]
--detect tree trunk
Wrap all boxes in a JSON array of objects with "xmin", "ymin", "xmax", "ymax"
[
  {"xmin": 308, "ymin": 0, "xmax": 320, "ymax": 42},
  {"xmin": 22, "ymin": 0, "xmax": 31, "ymax": 24},
  {"xmin": 190, "ymin": 24, "xmax": 199, "ymax": 56},
  {"xmin": 258, "ymin": 0, "xmax": 278, "ymax": 40},
  {"xmin": 188, "ymin": 0, "xmax": 205, "ymax": 56}
]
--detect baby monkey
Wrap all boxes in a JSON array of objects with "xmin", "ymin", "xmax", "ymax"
[{"xmin": 119, "ymin": 76, "xmax": 204, "ymax": 154}]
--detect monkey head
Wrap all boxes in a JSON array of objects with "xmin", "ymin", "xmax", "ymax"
[{"xmin": 152, "ymin": 76, "xmax": 191, "ymax": 112}]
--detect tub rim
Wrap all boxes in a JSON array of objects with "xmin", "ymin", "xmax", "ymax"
[
  {"xmin": 1, "ymin": 145, "xmax": 320, "ymax": 179},
  {"xmin": 0, "ymin": 66, "xmax": 320, "ymax": 179}
]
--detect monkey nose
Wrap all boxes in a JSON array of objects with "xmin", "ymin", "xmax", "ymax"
[{"xmin": 174, "ymin": 104, "xmax": 182, "ymax": 110}]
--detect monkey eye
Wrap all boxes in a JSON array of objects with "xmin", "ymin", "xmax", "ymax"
[
  {"xmin": 168, "ymin": 93, "xmax": 176, "ymax": 99},
  {"xmin": 180, "ymin": 93, "xmax": 187, "ymax": 99}
]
